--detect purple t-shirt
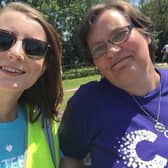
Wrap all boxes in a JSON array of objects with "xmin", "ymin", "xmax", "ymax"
[{"xmin": 59, "ymin": 68, "xmax": 168, "ymax": 168}]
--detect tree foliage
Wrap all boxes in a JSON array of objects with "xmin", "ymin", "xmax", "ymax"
[
  {"xmin": 139, "ymin": 0, "xmax": 168, "ymax": 59},
  {"xmin": 1, "ymin": 0, "xmax": 168, "ymax": 63},
  {"xmin": 21, "ymin": 0, "xmax": 101, "ymax": 65}
]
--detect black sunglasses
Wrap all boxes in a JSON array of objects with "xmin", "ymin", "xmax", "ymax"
[{"xmin": 0, "ymin": 29, "xmax": 50, "ymax": 59}]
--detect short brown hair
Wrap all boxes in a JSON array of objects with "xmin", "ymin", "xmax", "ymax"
[{"xmin": 79, "ymin": 0, "xmax": 156, "ymax": 64}]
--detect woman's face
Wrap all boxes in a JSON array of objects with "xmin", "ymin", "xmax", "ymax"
[
  {"xmin": 0, "ymin": 10, "xmax": 47, "ymax": 94},
  {"xmin": 88, "ymin": 10, "xmax": 152, "ymax": 89}
]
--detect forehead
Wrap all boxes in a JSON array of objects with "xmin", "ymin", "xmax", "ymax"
[
  {"xmin": 0, "ymin": 9, "xmax": 46, "ymax": 41},
  {"xmin": 88, "ymin": 9, "xmax": 129, "ymax": 47},
  {"xmin": 96, "ymin": 9, "xmax": 128, "ymax": 26}
]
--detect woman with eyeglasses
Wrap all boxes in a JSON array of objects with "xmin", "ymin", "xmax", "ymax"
[
  {"xmin": 0, "ymin": 2, "xmax": 63, "ymax": 168},
  {"xmin": 59, "ymin": 0, "xmax": 168, "ymax": 168}
]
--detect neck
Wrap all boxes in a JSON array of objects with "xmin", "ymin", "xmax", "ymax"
[
  {"xmin": 127, "ymin": 67, "xmax": 160, "ymax": 96},
  {"xmin": 0, "ymin": 92, "xmax": 20, "ymax": 122}
]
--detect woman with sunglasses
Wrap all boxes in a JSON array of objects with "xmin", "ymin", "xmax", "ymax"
[
  {"xmin": 59, "ymin": 0, "xmax": 168, "ymax": 168},
  {"xmin": 0, "ymin": 2, "xmax": 63, "ymax": 168}
]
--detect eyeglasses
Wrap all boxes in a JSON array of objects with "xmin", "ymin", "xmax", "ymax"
[
  {"xmin": 0, "ymin": 29, "xmax": 50, "ymax": 60},
  {"xmin": 91, "ymin": 24, "xmax": 134, "ymax": 59}
]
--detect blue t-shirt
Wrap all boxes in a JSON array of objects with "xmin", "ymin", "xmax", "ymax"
[
  {"xmin": 59, "ymin": 68, "xmax": 168, "ymax": 168},
  {"xmin": 0, "ymin": 105, "xmax": 26, "ymax": 168}
]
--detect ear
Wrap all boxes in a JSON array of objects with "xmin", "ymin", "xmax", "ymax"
[{"xmin": 146, "ymin": 35, "xmax": 151, "ymax": 44}]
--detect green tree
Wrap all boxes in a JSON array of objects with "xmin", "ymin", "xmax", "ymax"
[
  {"xmin": 54, "ymin": 0, "xmax": 102, "ymax": 65},
  {"xmin": 139, "ymin": 0, "xmax": 168, "ymax": 60},
  {"xmin": 20, "ymin": 0, "xmax": 101, "ymax": 65}
]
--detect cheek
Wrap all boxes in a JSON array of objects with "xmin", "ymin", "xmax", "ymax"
[
  {"xmin": 94, "ymin": 58, "xmax": 109, "ymax": 74},
  {"xmin": 29, "ymin": 61, "xmax": 45, "ymax": 77},
  {"xmin": 0, "ymin": 52, "xmax": 5, "ymax": 57},
  {"xmin": 94, "ymin": 57, "xmax": 106, "ymax": 69},
  {"xmin": 125, "ymin": 33, "xmax": 149, "ymax": 57},
  {"xmin": 125, "ymin": 35, "xmax": 140, "ymax": 51}
]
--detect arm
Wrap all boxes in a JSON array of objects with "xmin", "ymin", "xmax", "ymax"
[
  {"xmin": 60, "ymin": 156, "xmax": 86, "ymax": 168},
  {"xmin": 59, "ymin": 85, "xmax": 99, "ymax": 168},
  {"xmin": 59, "ymin": 94, "xmax": 90, "ymax": 164}
]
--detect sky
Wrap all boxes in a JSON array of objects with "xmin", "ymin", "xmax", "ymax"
[{"xmin": 130, "ymin": 0, "xmax": 140, "ymax": 6}]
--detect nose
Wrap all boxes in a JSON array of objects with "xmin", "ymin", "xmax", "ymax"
[
  {"xmin": 106, "ymin": 42, "xmax": 121, "ymax": 58},
  {"xmin": 7, "ymin": 40, "xmax": 25, "ymax": 61}
]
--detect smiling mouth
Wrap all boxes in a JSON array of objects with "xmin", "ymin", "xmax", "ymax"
[
  {"xmin": 0, "ymin": 66, "xmax": 25, "ymax": 74},
  {"xmin": 111, "ymin": 56, "xmax": 131, "ymax": 69}
]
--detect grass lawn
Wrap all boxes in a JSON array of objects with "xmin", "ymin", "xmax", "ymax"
[{"xmin": 63, "ymin": 74, "xmax": 100, "ymax": 90}]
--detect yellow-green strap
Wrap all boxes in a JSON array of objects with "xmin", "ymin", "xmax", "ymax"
[{"xmin": 25, "ymin": 105, "xmax": 59, "ymax": 168}]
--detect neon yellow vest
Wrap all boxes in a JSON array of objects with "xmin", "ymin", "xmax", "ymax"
[{"xmin": 25, "ymin": 108, "xmax": 60, "ymax": 168}]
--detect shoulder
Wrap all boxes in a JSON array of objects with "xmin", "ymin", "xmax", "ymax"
[
  {"xmin": 63, "ymin": 79, "xmax": 110, "ymax": 121},
  {"xmin": 66, "ymin": 80, "xmax": 102, "ymax": 111},
  {"xmin": 64, "ymin": 78, "xmax": 121, "ymax": 120},
  {"xmin": 70, "ymin": 78, "xmax": 116, "ymax": 104},
  {"xmin": 157, "ymin": 68, "xmax": 168, "ymax": 78},
  {"xmin": 157, "ymin": 68, "xmax": 168, "ymax": 90},
  {"xmin": 76, "ymin": 80, "xmax": 101, "ymax": 96}
]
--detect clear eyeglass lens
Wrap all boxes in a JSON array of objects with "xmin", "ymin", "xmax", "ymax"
[
  {"xmin": 92, "ymin": 43, "xmax": 106, "ymax": 59},
  {"xmin": 91, "ymin": 25, "xmax": 132, "ymax": 59},
  {"xmin": 110, "ymin": 29, "xmax": 130, "ymax": 45}
]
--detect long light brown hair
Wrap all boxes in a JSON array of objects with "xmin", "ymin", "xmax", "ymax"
[{"xmin": 0, "ymin": 2, "xmax": 63, "ymax": 122}]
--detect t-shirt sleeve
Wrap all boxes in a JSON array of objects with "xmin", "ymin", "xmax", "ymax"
[
  {"xmin": 59, "ymin": 97, "xmax": 90, "ymax": 159},
  {"xmin": 59, "ymin": 83, "xmax": 102, "ymax": 160}
]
